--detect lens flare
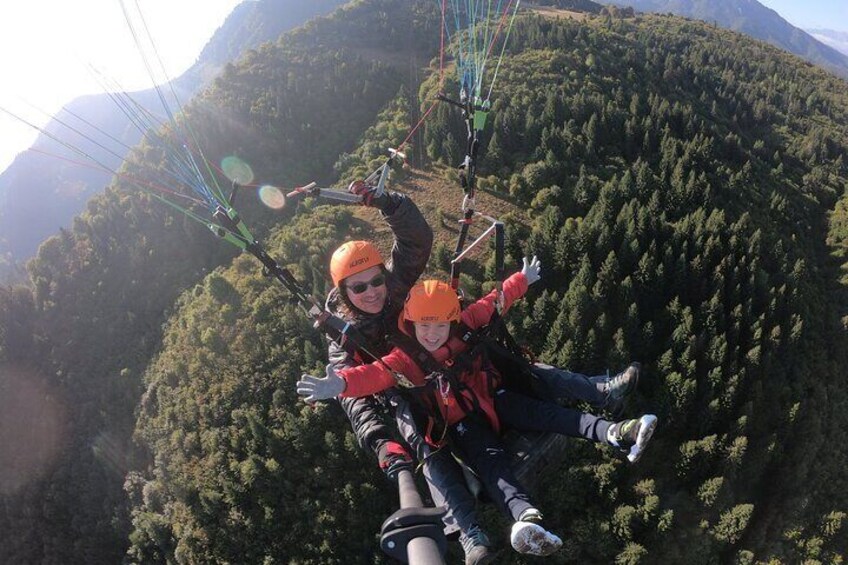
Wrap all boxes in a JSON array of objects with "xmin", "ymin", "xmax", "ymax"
[
  {"xmin": 221, "ymin": 156, "xmax": 255, "ymax": 185},
  {"xmin": 0, "ymin": 364, "xmax": 66, "ymax": 495},
  {"xmin": 258, "ymin": 185, "xmax": 286, "ymax": 210}
]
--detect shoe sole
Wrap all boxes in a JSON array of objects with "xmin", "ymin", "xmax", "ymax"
[
  {"xmin": 510, "ymin": 522, "xmax": 563, "ymax": 556},
  {"xmin": 627, "ymin": 414, "xmax": 657, "ymax": 463}
]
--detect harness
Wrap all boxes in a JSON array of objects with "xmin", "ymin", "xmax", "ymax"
[{"xmin": 387, "ymin": 310, "xmax": 537, "ymax": 446}]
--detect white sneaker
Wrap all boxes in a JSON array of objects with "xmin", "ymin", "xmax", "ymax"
[
  {"xmin": 510, "ymin": 521, "xmax": 562, "ymax": 556},
  {"xmin": 608, "ymin": 414, "xmax": 658, "ymax": 463}
]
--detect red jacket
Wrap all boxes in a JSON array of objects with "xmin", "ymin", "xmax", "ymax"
[{"xmin": 338, "ymin": 272, "xmax": 529, "ymax": 441}]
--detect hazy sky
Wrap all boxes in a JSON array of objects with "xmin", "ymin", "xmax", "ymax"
[
  {"xmin": 0, "ymin": 1, "xmax": 845, "ymax": 176},
  {"xmin": 757, "ymin": 0, "xmax": 848, "ymax": 32},
  {"xmin": 0, "ymin": 0, "xmax": 243, "ymax": 174}
]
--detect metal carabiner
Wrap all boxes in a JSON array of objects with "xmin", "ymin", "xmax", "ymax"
[
  {"xmin": 461, "ymin": 194, "xmax": 475, "ymax": 213},
  {"xmin": 437, "ymin": 374, "xmax": 451, "ymax": 404}
]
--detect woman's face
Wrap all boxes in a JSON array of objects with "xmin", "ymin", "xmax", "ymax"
[
  {"xmin": 342, "ymin": 265, "xmax": 388, "ymax": 314},
  {"xmin": 414, "ymin": 321, "xmax": 451, "ymax": 352}
]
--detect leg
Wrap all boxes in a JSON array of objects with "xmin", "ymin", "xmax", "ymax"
[
  {"xmin": 390, "ymin": 392, "xmax": 477, "ymax": 536},
  {"xmin": 450, "ymin": 414, "xmax": 563, "ymax": 557},
  {"xmin": 421, "ymin": 448, "xmax": 479, "ymax": 535},
  {"xmin": 449, "ymin": 414, "xmax": 535, "ymax": 522},
  {"xmin": 494, "ymin": 389, "xmax": 613, "ymax": 443},
  {"xmin": 531, "ymin": 363, "xmax": 607, "ymax": 408},
  {"xmin": 531, "ymin": 362, "xmax": 641, "ymax": 416},
  {"xmin": 497, "ymin": 389, "xmax": 659, "ymax": 464},
  {"xmin": 390, "ymin": 392, "xmax": 496, "ymax": 563}
]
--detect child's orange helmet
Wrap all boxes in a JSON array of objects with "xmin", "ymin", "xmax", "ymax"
[
  {"xmin": 330, "ymin": 240, "xmax": 384, "ymax": 287},
  {"xmin": 404, "ymin": 280, "xmax": 461, "ymax": 323}
]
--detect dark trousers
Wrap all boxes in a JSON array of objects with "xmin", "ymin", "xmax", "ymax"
[
  {"xmin": 494, "ymin": 389, "xmax": 612, "ymax": 442},
  {"xmin": 448, "ymin": 414, "xmax": 535, "ymax": 522},
  {"xmin": 390, "ymin": 391, "xmax": 479, "ymax": 536},
  {"xmin": 422, "ymin": 448, "xmax": 479, "ymax": 535},
  {"xmin": 530, "ymin": 363, "xmax": 608, "ymax": 409}
]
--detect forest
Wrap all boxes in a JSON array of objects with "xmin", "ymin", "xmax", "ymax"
[{"xmin": 1, "ymin": 0, "xmax": 847, "ymax": 563}]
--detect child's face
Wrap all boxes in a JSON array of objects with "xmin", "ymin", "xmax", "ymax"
[{"xmin": 414, "ymin": 321, "xmax": 451, "ymax": 351}]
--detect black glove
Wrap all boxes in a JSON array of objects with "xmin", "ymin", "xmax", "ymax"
[
  {"xmin": 377, "ymin": 440, "xmax": 413, "ymax": 481},
  {"xmin": 347, "ymin": 179, "xmax": 378, "ymax": 207}
]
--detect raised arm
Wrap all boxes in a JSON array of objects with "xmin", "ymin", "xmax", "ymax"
[
  {"xmin": 381, "ymin": 192, "xmax": 434, "ymax": 298},
  {"xmin": 433, "ymin": 257, "xmax": 541, "ymax": 363}
]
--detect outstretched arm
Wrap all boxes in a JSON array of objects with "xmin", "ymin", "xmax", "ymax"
[
  {"xmin": 432, "ymin": 257, "xmax": 541, "ymax": 363},
  {"xmin": 320, "ymin": 339, "xmax": 415, "ymax": 480},
  {"xmin": 346, "ymin": 180, "xmax": 433, "ymax": 301},
  {"xmin": 299, "ymin": 347, "xmax": 423, "ymax": 400}
]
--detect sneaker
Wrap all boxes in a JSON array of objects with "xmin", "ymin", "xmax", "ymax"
[
  {"xmin": 510, "ymin": 509, "xmax": 562, "ymax": 556},
  {"xmin": 608, "ymin": 414, "xmax": 658, "ymax": 463},
  {"xmin": 459, "ymin": 524, "xmax": 496, "ymax": 565},
  {"xmin": 604, "ymin": 362, "xmax": 640, "ymax": 417}
]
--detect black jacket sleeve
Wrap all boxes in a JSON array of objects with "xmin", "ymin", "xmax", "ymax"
[
  {"xmin": 381, "ymin": 192, "xmax": 434, "ymax": 300},
  {"xmin": 325, "ymin": 192, "xmax": 432, "ymax": 455},
  {"xmin": 328, "ymin": 338, "xmax": 394, "ymax": 453}
]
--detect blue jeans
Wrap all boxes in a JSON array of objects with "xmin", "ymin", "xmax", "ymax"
[
  {"xmin": 447, "ymin": 390, "xmax": 614, "ymax": 523},
  {"xmin": 421, "ymin": 448, "xmax": 479, "ymax": 535}
]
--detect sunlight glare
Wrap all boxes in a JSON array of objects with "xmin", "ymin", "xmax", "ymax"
[
  {"xmin": 221, "ymin": 155, "xmax": 255, "ymax": 186},
  {"xmin": 258, "ymin": 185, "xmax": 286, "ymax": 210}
]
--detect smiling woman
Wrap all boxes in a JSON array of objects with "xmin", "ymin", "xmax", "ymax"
[{"xmin": 0, "ymin": 0, "xmax": 243, "ymax": 173}]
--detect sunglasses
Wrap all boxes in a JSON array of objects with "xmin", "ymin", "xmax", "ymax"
[{"xmin": 345, "ymin": 273, "xmax": 386, "ymax": 295}]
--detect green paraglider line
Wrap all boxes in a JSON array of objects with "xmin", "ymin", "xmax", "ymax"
[
  {"xmin": 128, "ymin": 0, "xmax": 229, "ymax": 205},
  {"xmin": 118, "ymin": 0, "xmax": 230, "ymax": 210},
  {"xmin": 486, "ymin": 0, "xmax": 521, "ymax": 102},
  {"xmin": 25, "ymin": 147, "xmax": 208, "ymax": 207}
]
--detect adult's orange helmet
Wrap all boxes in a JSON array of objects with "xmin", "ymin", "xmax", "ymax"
[
  {"xmin": 330, "ymin": 240, "xmax": 384, "ymax": 287},
  {"xmin": 404, "ymin": 280, "xmax": 461, "ymax": 323}
]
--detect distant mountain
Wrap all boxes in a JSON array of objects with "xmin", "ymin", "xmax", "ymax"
[
  {"xmin": 0, "ymin": 0, "xmax": 345, "ymax": 268},
  {"xmin": 600, "ymin": 0, "xmax": 848, "ymax": 78},
  {"xmin": 808, "ymin": 28, "xmax": 848, "ymax": 57},
  {"xmin": 529, "ymin": 0, "xmax": 605, "ymax": 11}
]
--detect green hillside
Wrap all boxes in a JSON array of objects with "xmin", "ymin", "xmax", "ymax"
[
  {"xmin": 2, "ymin": 1, "xmax": 848, "ymax": 563},
  {"xmin": 0, "ymin": 1, "xmax": 438, "ymax": 562}
]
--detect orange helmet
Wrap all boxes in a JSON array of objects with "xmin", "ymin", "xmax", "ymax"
[
  {"xmin": 330, "ymin": 240, "xmax": 384, "ymax": 287},
  {"xmin": 404, "ymin": 280, "xmax": 461, "ymax": 323}
]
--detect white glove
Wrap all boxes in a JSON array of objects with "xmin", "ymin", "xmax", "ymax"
[
  {"xmin": 522, "ymin": 255, "xmax": 542, "ymax": 286},
  {"xmin": 296, "ymin": 364, "xmax": 346, "ymax": 402}
]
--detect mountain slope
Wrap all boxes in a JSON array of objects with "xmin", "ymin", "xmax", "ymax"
[
  {"xmin": 130, "ymin": 5, "xmax": 848, "ymax": 563},
  {"xmin": 0, "ymin": 0, "xmax": 435, "ymax": 562},
  {"xmin": 0, "ymin": 0, "xmax": 345, "ymax": 268},
  {"xmin": 3, "ymin": 2, "xmax": 848, "ymax": 563},
  {"xmin": 601, "ymin": 0, "xmax": 848, "ymax": 78},
  {"xmin": 808, "ymin": 28, "xmax": 848, "ymax": 57}
]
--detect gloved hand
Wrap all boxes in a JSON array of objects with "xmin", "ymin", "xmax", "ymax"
[
  {"xmin": 347, "ymin": 179, "xmax": 378, "ymax": 207},
  {"xmin": 377, "ymin": 441, "xmax": 414, "ymax": 481},
  {"xmin": 522, "ymin": 255, "xmax": 542, "ymax": 285},
  {"xmin": 296, "ymin": 364, "xmax": 346, "ymax": 402}
]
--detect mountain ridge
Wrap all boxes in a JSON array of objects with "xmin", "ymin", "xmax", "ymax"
[
  {"xmin": 0, "ymin": 0, "xmax": 346, "ymax": 269},
  {"xmin": 808, "ymin": 28, "xmax": 848, "ymax": 57},
  {"xmin": 2, "ymin": 1, "xmax": 847, "ymax": 562},
  {"xmin": 601, "ymin": 0, "xmax": 848, "ymax": 79}
]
